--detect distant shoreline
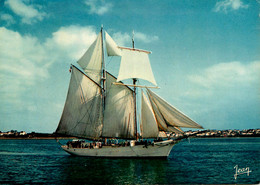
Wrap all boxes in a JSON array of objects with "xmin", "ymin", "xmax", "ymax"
[
  {"xmin": 0, "ymin": 136, "xmax": 259, "ymax": 140},
  {"xmin": 0, "ymin": 132, "xmax": 77, "ymax": 140},
  {"xmin": 0, "ymin": 137, "xmax": 76, "ymax": 140},
  {"xmin": 1, "ymin": 129, "xmax": 259, "ymax": 140}
]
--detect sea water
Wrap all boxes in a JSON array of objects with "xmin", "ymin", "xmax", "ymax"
[{"xmin": 0, "ymin": 138, "xmax": 259, "ymax": 184}]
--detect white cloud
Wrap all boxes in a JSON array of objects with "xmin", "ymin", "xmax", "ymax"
[
  {"xmin": 135, "ymin": 32, "xmax": 159, "ymax": 43},
  {"xmin": 185, "ymin": 61, "xmax": 260, "ymax": 98},
  {"xmin": 213, "ymin": 0, "xmax": 249, "ymax": 13},
  {"xmin": 45, "ymin": 25, "xmax": 98, "ymax": 60},
  {"xmin": 4, "ymin": 0, "xmax": 47, "ymax": 24},
  {"xmin": 84, "ymin": 0, "xmax": 113, "ymax": 15},
  {"xmin": 0, "ymin": 14, "xmax": 15, "ymax": 26},
  {"xmin": 189, "ymin": 61, "xmax": 259, "ymax": 88},
  {"xmin": 111, "ymin": 31, "xmax": 159, "ymax": 46},
  {"xmin": 112, "ymin": 32, "xmax": 131, "ymax": 46},
  {"xmin": 179, "ymin": 61, "xmax": 260, "ymax": 129},
  {"xmin": 0, "ymin": 27, "xmax": 50, "ymax": 105}
]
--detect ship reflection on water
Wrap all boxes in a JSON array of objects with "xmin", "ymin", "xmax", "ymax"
[{"xmin": 59, "ymin": 157, "xmax": 169, "ymax": 184}]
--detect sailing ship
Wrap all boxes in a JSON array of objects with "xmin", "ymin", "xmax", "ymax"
[{"xmin": 55, "ymin": 27, "xmax": 203, "ymax": 158}]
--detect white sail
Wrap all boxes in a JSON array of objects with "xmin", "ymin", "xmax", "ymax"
[
  {"xmin": 77, "ymin": 32, "xmax": 102, "ymax": 84},
  {"xmin": 167, "ymin": 126, "xmax": 184, "ymax": 133},
  {"xmin": 56, "ymin": 66, "xmax": 103, "ymax": 139},
  {"xmin": 148, "ymin": 93, "xmax": 170, "ymax": 130},
  {"xmin": 102, "ymin": 72, "xmax": 135, "ymax": 139},
  {"xmin": 147, "ymin": 92, "xmax": 184, "ymax": 134},
  {"xmin": 158, "ymin": 131, "xmax": 167, "ymax": 137},
  {"xmin": 105, "ymin": 32, "xmax": 121, "ymax": 56},
  {"xmin": 117, "ymin": 49, "xmax": 157, "ymax": 86},
  {"xmin": 141, "ymin": 91, "xmax": 159, "ymax": 138},
  {"xmin": 147, "ymin": 89, "xmax": 203, "ymax": 129}
]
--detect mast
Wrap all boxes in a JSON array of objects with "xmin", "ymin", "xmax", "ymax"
[
  {"xmin": 101, "ymin": 25, "xmax": 106, "ymax": 112},
  {"xmin": 132, "ymin": 30, "xmax": 138, "ymax": 140}
]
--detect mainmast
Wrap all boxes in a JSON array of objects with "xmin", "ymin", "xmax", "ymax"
[{"xmin": 132, "ymin": 30, "xmax": 138, "ymax": 140}]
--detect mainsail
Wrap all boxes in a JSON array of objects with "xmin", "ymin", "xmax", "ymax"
[
  {"xmin": 56, "ymin": 65, "xmax": 103, "ymax": 139},
  {"xmin": 102, "ymin": 72, "xmax": 135, "ymax": 139}
]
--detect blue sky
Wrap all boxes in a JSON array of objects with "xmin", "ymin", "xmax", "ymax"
[{"xmin": 0, "ymin": 0, "xmax": 259, "ymax": 133}]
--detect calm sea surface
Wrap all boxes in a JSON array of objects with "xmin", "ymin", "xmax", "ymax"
[{"xmin": 0, "ymin": 138, "xmax": 259, "ymax": 184}]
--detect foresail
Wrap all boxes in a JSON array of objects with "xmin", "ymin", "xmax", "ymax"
[
  {"xmin": 77, "ymin": 32, "xmax": 102, "ymax": 84},
  {"xmin": 148, "ymin": 94, "xmax": 169, "ymax": 131},
  {"xmin": 102, "ymin": 72, "xmax": 135, "ymax": 139},
  {"xmin": 147, "ymin": 89, "xmax": 203, "ymax": 129},
  {"xmin": 117, "ymin": 49, "xmax": 157, "ymax": 86},
  {"xmin": 167, "ymin": 126, "xmax": 184, "ymax": 133},
  {"xmin": 105, "ymin": 32, "xmax": 121, "ymax": 56},
  {"xmin": 147, "ymin": 92, "xmax": 184, "ymax": 134},
  {"xmin": 141, "ymin": 91, "xmax": 159, "ymax": 138},
  {"xmin": 56, "ymin": 66, "xmax": 103, "ymax": 139}
]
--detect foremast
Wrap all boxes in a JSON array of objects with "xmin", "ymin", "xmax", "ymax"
[{"xmin": 100, "ymin": 26, "xmax": 106, "ymax": 114}]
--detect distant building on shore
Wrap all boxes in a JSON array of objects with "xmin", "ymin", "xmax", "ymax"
[{"xmin": 0, "ymin": 130, "xmax": 27, "ymax": 136}]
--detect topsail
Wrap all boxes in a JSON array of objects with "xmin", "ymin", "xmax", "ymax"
[
  {"xmin": 105, "ymin": 31, "xmax": 121, "ymax": 56},
  {"xmin": 117, "ymin": 49, "xmax": 157, "ymax": 86},
  {"xmin": 77, "ymin": 32, "xmax": 103, "ymax": 84}
]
